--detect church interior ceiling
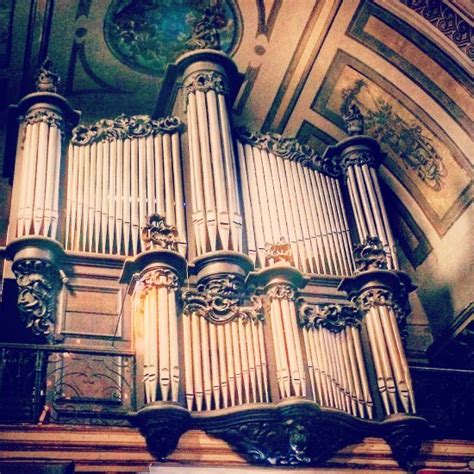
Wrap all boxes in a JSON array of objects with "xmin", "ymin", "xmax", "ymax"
[{"xmin": 0, "ymin": 0, "xmax": 472, "ymax": 270}]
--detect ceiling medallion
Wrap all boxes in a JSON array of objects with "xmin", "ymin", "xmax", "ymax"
[{"xmin": 104, "ymin": 0, "xmax": 241, "ymax": 77}]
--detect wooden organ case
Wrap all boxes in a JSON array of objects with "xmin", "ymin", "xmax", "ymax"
[{"xmin": 1, "ymin": 30, "xmax": 430, "ymax": 472}]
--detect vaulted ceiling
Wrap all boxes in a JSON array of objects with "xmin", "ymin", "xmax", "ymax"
[{"xmin": 0, "ymin": 0, "xmax": 472, "ymax": 340}]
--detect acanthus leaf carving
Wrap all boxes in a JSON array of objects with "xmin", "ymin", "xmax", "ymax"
[
  {"xmin": 21, "ymin": 110, "xmax": 64, "ymax": 133},
  {"xmin": 353, "ymin": 236, "xmax": 388, "ymax": 273},
  {"xmin": 12, "ymin": 259, "xmax": 61, "ymax": 340},
  {"xmin": 298, "ymin": 301, "xmax": 362, "ymax": 331},
  {"xmin": 71, "ymin": 114, "xmax": 182, "ymax": 146},
  {"xmin": 183, "ymin": 275, "xmax": 263, "ymax": 325},
  {"xmin": 141, "ymin": 214, "xmax": 179, "ymax": 251},
  {"xmin": 266, "ymin": 284, "xmax": 296, "ymax": 302},
  {"xmin": 184, "ymin": 71, "xmax": 230, "ymax": 97}
]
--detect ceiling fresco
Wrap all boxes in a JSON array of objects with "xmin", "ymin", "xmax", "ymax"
[
  {"xmin": 104, "ymin": 0, "xmax": 241, "ymax": 76},
  {"xmin": 0, "ymin": 0, "xmax": 472, "ymax": 269}
]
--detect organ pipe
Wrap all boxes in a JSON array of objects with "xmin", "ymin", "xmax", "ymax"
[{"xmin": 67, "ymin": 115, "xmax": 186, "ymax": 256}]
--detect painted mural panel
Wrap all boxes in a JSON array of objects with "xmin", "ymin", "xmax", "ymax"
[{"xmin": 313, "ymin": 51, "xmax": 472, "ymax": 235}]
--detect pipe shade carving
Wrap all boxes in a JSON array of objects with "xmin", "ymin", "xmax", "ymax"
[{"xmin": 6, "ymin": 237, "xmax": 66, "ymax": 343}]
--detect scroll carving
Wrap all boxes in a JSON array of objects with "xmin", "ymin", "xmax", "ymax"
[
  {"xmin": 266, "ymin": 284, "xmax": 296, "ymax": 302},
  {"xmin": 265, "ymin": 239, "xmax": 294, "ymax": 267},
  {"xmin": 183, "ymin": 276, "xmax": 262, "ymax": 325},
  {"xmin": 71, "ymin": 114, "xmax": 182, "ymax": 145},
  {"xmin": 141, "ymin": 214, "xmax": 179, "ymax": 251},
  {"xmin": 12, "ymin": 259, "xmax": 61, "ymax": 340},
  {"xmin": 298, "ymin": 302, "xmax": 362, "ymax": 331},
  {"xmin": 354, "ymin": 237, "xmax": 388, "ymax": 273}
]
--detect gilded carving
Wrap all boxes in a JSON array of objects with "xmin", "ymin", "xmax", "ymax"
[
  {"xmin": 298, "ymin": 302, "xmax": 362, "ymax": 331},
  {"xmin": 12, "ymin": 259, "xmax": 60, "ymax": 340},
  {"xmin": 141, "ymin": 214, "xmax": 178, "ymax": 251},
  {"xmin": 265, "ymin": 239, "xmax": 294, "ymax": 266},
  {"xmin": 71, "ymin": 114, "xmax": 182, "ymax": 145},
  {"xmin": 183, "ymin": 276, "xmax": 263, "ymax": 324}
]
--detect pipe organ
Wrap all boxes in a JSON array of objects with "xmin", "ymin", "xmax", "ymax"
[{"xmin": 4, "ymin": 29, "xmax": 427, "ymax": 468}]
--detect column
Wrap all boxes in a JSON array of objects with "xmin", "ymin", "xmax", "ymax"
[
  {"xmin": 177, "ymin": 47, "xmax": 242, "ymax": 256},
  {"xmin": 249, "ymin": 242, "xmax": 309, "ymax": 400},
  {"xmin": 120, "ymin": 214, "xmax": 187, "ymax": 405},
  {"xmin": 324, "ymin": 104, "xmax": 397, "ymax": 269},
  {"xmin": 9, "ymin": 59, "xmax": 79, "ymax": 242},
  {"xmin": 339, "ymin": 237, "xmax": 416, "ymax": 417}
]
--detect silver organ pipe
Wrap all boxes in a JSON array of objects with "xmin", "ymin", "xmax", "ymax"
[
  {"xmin": 14, "ymin": 108, "xmax": 66, "ymax": 240},
  {"xmin": 66, "ymin": 115, "xmax": 187, "ymax": 256},
  {"xmin": 183, "ymin": 69, "xmax": 243, "ymax": 257},
  {"xmin": 236, "ymin": 130, "xmax": 354, "ymax": 276}
]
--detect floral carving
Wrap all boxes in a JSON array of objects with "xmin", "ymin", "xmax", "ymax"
[
  {"xmin": 265, "ymin": 239, "xmax": 294, "ymax": 266},
  {"xmin": 187, "ymin": 5, "xmax": 228, "ymax": 50},
  {"xmin": 141, "ymin": 214, "xmax": 178, "ymax": 251},
  {"xmin": 71, "ymin": 114, "xmax": 182, "ymax": 145},
  {"xmin": 184, "ymin": 71, "xmax": 230, "ymax": 96},
  {"xmin": 266, "ymin": 284, "xmax": 295, "ymax": 302},
  {"xmin": 12, "ymin": 259, "xmax": 61, "ymax": 340},
  {"xmin": 35, "ymin": 58, "xmax": 60, "ymax": 93},
  {"xmin": 21, "ymin": 110, "xmax": 64, "ymax": 132},
  {"xmin": 341, "ymin": 79, "xmax": 446, "ymax": 190},
  {"xmin": 353, "ymin": 237, "xmax": 388, "ymax": 273},
  {"xmin": 298, "ymin": 301, "xmax": 361, "ymax": 331},
  {"xmin": 136, "ymin": 268, "xmax": 180, "ymax": 295}
]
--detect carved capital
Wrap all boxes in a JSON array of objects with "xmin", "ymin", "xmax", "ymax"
[
  {"xmin": 184, "ymin": 70, "xmax": 229, "ymax": 96},
  {"xmin": 298, "ymin": 301, "xmax": 361, "ymax": 331},
  {"xmin": 12, "ymin": 258, "xmax": 61, "ymax": 340},
  {"xmin": 71, "ymin": 114, "xmax": 182, "ymax": 145},
  {"xmin": 136, "ymin": 268, "xmax": 180, "ymax": 296},
  {"xmin": 35, "ymin": 58, "xmax": 60, "ymax": 93},
  {"xmin": 21, "ymin": 109, "xmax": 64, "ymax": 132},
  {"xmin": 141, "ymin": 214, "xmax": 179, "ymax": 251},
  {"xmin": 266, "ymin": 284, "xmax": 296, "ymax": 302},
  {"xmin": 340, "ymin": 150, "xmax": 377, "ymax": 176},
  {"xmin": 354, "ymin": 237, "xmax": 388, "ymax": 273}
]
